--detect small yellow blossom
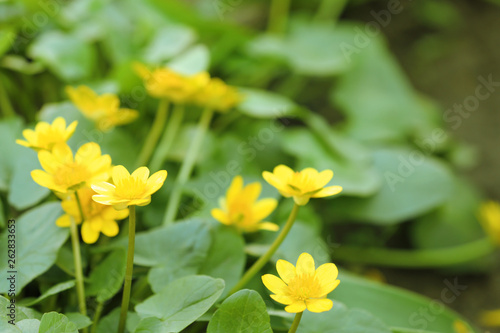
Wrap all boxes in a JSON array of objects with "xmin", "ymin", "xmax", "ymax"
[
  {"xmin": 134, "ymin": 63, "xmax": 209, "ymax": 103},
  {"xmin": 262, "ymin": 165, "xmax": 342, "ymax": 205},
  {"xmin": 16, "ymin": 117, "xmax": 77, "ymax": 151},
  {"xmin": 262, "ymin": 253, "xmax": 340, "ymax": 313},
  {"xmin": 211, "ymin": 176, "xmax": 278, "ymax": 233},
  {"xmin": 31, "ymin": 142, "xmax": 111, "ymax": 194},
  {"xmin": 66, "ymin": 85, "xmax": 138, "ymax": 131},
  {"xmin": 56, "ymin": 187, "xmax": 129, "ymax": 244},
  {"xmin": 194, "ymin": 78, "xmax": 242, "ymax": 112},
  {"xmin": 91, "ymin": 165, "xmax": 167, "ymax": 210},
  {"xmin": 478, "ymin": 201, "xmax": 500, "ymax": 245},
  {"xmin": 479, "ymin": 308, "xmax": 500, "ymax": 327}
]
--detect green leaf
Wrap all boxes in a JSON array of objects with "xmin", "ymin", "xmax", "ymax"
[
  {"xmin": 0, "ymin": 296, "xmax": 41, "ymax": 322},
  {"xmin": 0, "ymin": 318, "xmax": 21, "ymax": 333},
  {"xmin": 199, "ymin": 226, "xmax": 245, "ymax": 296},
  {"xmin": 38, "ymin": 312, "xmax": 78, "ymax": 333},
  {"xmin": 16, "ymin": 319, "xmax": 40, "ymax": 333},
  {"xmin": 0, "ymin": 28, "xmax": 16, "ymax": 57},
  {"xmin": 247, "ymin": 20, "xmax": 355, "ymax": 76},
  {"xmin": 283, "ymin": 301, "xmax": 391, "ymax": 333},
  {"xmin": 335, "ymin": 148, "xmax": 454, "ymax": 224},
  {"xmin": 135, "ymin": 275, "xmax": 225, "ymax": 333},
  {"xmin": 281, "ymin": 127, "xmax": 381, "ymax": 196},
  {"xmin": 20, "ymin": 280, "xmax": 75, "ymax": 307},
  {"xmin": 207, "ymin": 289, "xmax": 272, "ymax": 333},
  {"xmin": 8, "ymin": 152, "xmax": 50, "ymax": 210},
  {"xmin": 86, "ymin": 249, "xmax": 126, "ymax": 302},
  {"xmin": 0, "ymin": 117, "xmax": 24, "ymax": 191},
  {"xmin": 28, "ymin": 31, "xmax": 95, "ymax": 82},
  {"xmin": 128, "ymin": 219, "xmax": 211, "ymax": 292},
  {"xmin": 168, "ymin": 44, "xmax": 209, "ymax": 75},
  {"xmin": 333, "ymin": 271, "xmax": 478, "ymax": 332},
  {"xmin": 331, "ymin": 37, "xmax": 435, "ymax": 142},
  {"xmin": 0, "ymin": 203, "xmax": 69, "ymax": 293},
  {"xmin": 143, "ymin": 25, "xmax": 196, "ymax": 63},
  {"xmin": 237, "ymin": 88, "xmax": 297, "ymax": 118},
  {"xmin": 65, "ymin": 313, "xmax": 92, "ymax": 330}
]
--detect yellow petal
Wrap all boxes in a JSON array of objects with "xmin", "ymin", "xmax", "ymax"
[
  {"xmin": 81, "ymin": 222, "xmax": 100, "ymax": 244},
  {"xmin": 262, "ymin": 172, "xmax": 286, "ymax": 193},
  {"xmin": 113, "ymin": 202, "xmax": 130, "ymax": 210},
  {"xmin": 300, "ymin": 167, "xmax": 319, "ymax": 182},
  {"xmin": 66, "ymin": 120, "xmax": 78, "ymax": 138},
  {"xmin": 88, "ymin": 155, "xmax": 112, "ymax": 176},
  {"xmin": 22, "ymin": 129, "xmax": 36, "ymax": 144},
  {"xmin": 52, "ymin": 117, "xmax": 66, "ymax": 131},
  {"xmin": 31, "ymin": 170, "xmax": 56, "ymax": 191},
  {"xmin": 144, "ymin": 170, "xmax": 167, "ymax": 196},
  {"xmin": 91, "ymin": 182, "xmax": 116, "ymax": 195},
  {"xmin": 273, "ymin": 164, "xmax": 294, "ymax": 180},
  {"xmin": 132, "ymin": 166, "xmax": 150, "ymax": 182},
  {"xmin": 285, "ymin": 301, "xmax": 306, "ymax": 313},
  {"xmin": 253, "ymin": 198, "xmax": 278, "ymax": 221},
  {"xmin": 270, "ymin": 294, "xmax": 295, "ymax": 305},
  {"xmin": 56, "ymin": 214, "xmax": 71, "ymax": 227},
  {"xmin": 227, "ymin": 176, "xmax": 243, "ymax": 202},
  {"xmin": 15, "ymin": 139, "xmax": 30, "ymax": 147},
  {"xmin": 101, "ymin": 220, "xmax": 119, "ymax": 237},
  {"xmin": 131, "ymin": 197, "xmax": 151, "ymax": 206},
  {"xmin": 261, "ymin": 274, "xmax": 287, "ymax": 295},
  {"xmin": 258, "ymin": 222, "xmax": 279, "ymax": 232},
  {"xmin": 112, "ymin": 165, "xmax": 130, "ymax": 184},
  {"xmin": 312, "ymin": 185, "xmax": 343, "ymax": 198},
  {"xmin": 306, "ymin": 298, "xmax": 333, "ymax": 313},
  {"xmin": 296, "ymin": 253, "xmax": 315, "ymax": 276},
  {"xmin": 92, "ymin": 194, "xmax": 120, "ymax": 206},
  {"xmin": 38, "ymin": 150, "xmax": 60, "ymax": 174},
  {"xmin": 76, "ymin": 142, "xmax": 101, "ymax": 163},
  {"xmin": 211, "ymin": 208, "xmax": 230, "ymax": 225},
  {"xmin": 241, "ymin": 182, "xmax": 261, "ymax": 203},
  {"xmin": 51, "ymin": 143, "xmax": 73, "ymax": 164},
  {"xmin": 314, "ymin": 263, "xmax": 339, "ymax": 295},
  {"xmin": 479, "ymin": 309, "xmax": 500, "ymax": 327},
  {"xmin": 276, "ymin": 259, "xmax": 296, "ymax": 284},
  {"xmin": 316, "ymin": 169, "xmax": 333, "ymax": 187}
]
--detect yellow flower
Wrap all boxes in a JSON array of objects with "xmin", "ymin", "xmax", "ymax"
[
  {"xmin": 211, "ymin": 176, "xmax": 278, "ymax": 233},
  {"xmin": 16, "ymin": 117, "xmax": 77, "ymax": 151},
  {"xmin": 262, "ymin": 253, "xmax": 340, "ymax": 313},
  {"xmin": 56, "ymin": 187, "xmax": 129, "ymax": 244},
  {"xmin": 194, "ymin": 78, "xmax": 242, "ymax": 112},
  {"xmin": 479, "ymin": 309, "xmax": 500, "ymax": 327},
  {"xmin": 478, "ymin": 201, "xmax": 500, "ymax": 245},
  {"xmin": 134, "ymin": 63, "xmax": 209, "ymax": 103},
  {"xmin": 262, "ymin": 165, "xmax": 342, "ymax": 205},
  {"xmin": 31, "ymin": 142, "xmax": 111, "ymax": 194},
  {"xmin": 91, "ymin": 165, "xmax": 167, "ymax": 210},
  {"xmin": 453, "ymin": 320, "xmax": 473, "ymax": 332},
  {"xmin": 66, "ymin": 85, "xmax": 139, "ymax": 131}
]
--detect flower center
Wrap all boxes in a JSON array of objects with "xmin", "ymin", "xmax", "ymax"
[
  {"xmin": 53, "ymin": 163, "xmax": 90, "ymax": 190},
  {"xmin": 286, "ymin": 273, "xmax": 322, "ymax": 301},
  {"xmin": 115, "ymin": 177, "xmax": 147, "ymax": 199}
]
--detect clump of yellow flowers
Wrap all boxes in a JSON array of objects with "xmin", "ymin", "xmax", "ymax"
[
  {"xmin": 262, "ymin": 252, "xmax": 340, "ymax": 313},
  {"xmin": 66, "ymin": 85, "xmax": 139, "ymax": 131},
  {"xmin": 211, "ymin": 176, "xmax": 278, "ymax": 233}
]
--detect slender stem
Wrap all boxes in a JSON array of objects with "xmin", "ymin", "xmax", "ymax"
[
  {"xmin": 149, "ymin": 103, "xmax": 185, "ymax": 171},
  {"xmin": 268, "ymin": 0, "xmax": 291, "ymax": 34},
  {"xmin": 91, "ymin": 301, "xmax": 104, "ymax": 333},
  {"xmin": 72, "ymin": 192, "xmax": 88, "ymax": 333},
  {"xmin": 118, "ymin": 205, "xmax": 136, "ymax": 333},
  {"xmin": 135, "ymin": 99, "xmax": 169, "ymax": 168},
  {"xmin": 69, "ymin": 218, "xmax": 88, "ymax": 332},
  {"xmin": 0, "ymin": 74, "xmax": 15, "ymax": 117},
  {"xmin": 163, "ymin": 108, "xmax": 214, "ymax": 226},
  {"xmin": 332, "ymin": 237, "xmax": 495, "ymax": 268},
  {"xmin": 288, "ymin": 311, "xmax": 303, "ymax": 333},
  {"xmin": 229, "ymin": 204, "xmax": 300, "ymax": 295},
  {"xmin": 314, "ymin": 0, "xmax": 348, "ymax": 22}
]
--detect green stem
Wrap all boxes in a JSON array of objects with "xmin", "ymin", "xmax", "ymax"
[
  {"xmin": 118, "ymin": 205, "xmax": 136, "ymax": 333},
  {"xmin": 314, "ymin": 0, "xmax": 348, "ymax": 22},
  {"xmin": 72, "ymin": 192, "xmax": 88, "ymax": 333},
  {"xmin": 149, "ymin": 104, "xmax": 185, "ymax": 171},
  {"xmin": 0, "ymin": 73, "xmax": 15, "ymax": 117},
  {"xmin": 268, "ymin": 0, "xmax": 291, "ymax": 34},
  {"xmin": 288, "ymin": 311, "xmax": 303, "ymax": 333},
  {"xmin": 91, "ymin": 301, "xmax": 104, "ymax": 333},
  {"xmin": 162, "ymin": 108, "xmax": 214, "ymax": 226},
  {"xmin": 135, "ymin": 99, "xmax": 169, "ymax": 168},
  {"xmin": 332, "ymin": 237, "xmax": 495, "ymax": 268},
  {"xmin": 229, "ymin": 204, "xmax": 300, "ymax": 295}
]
